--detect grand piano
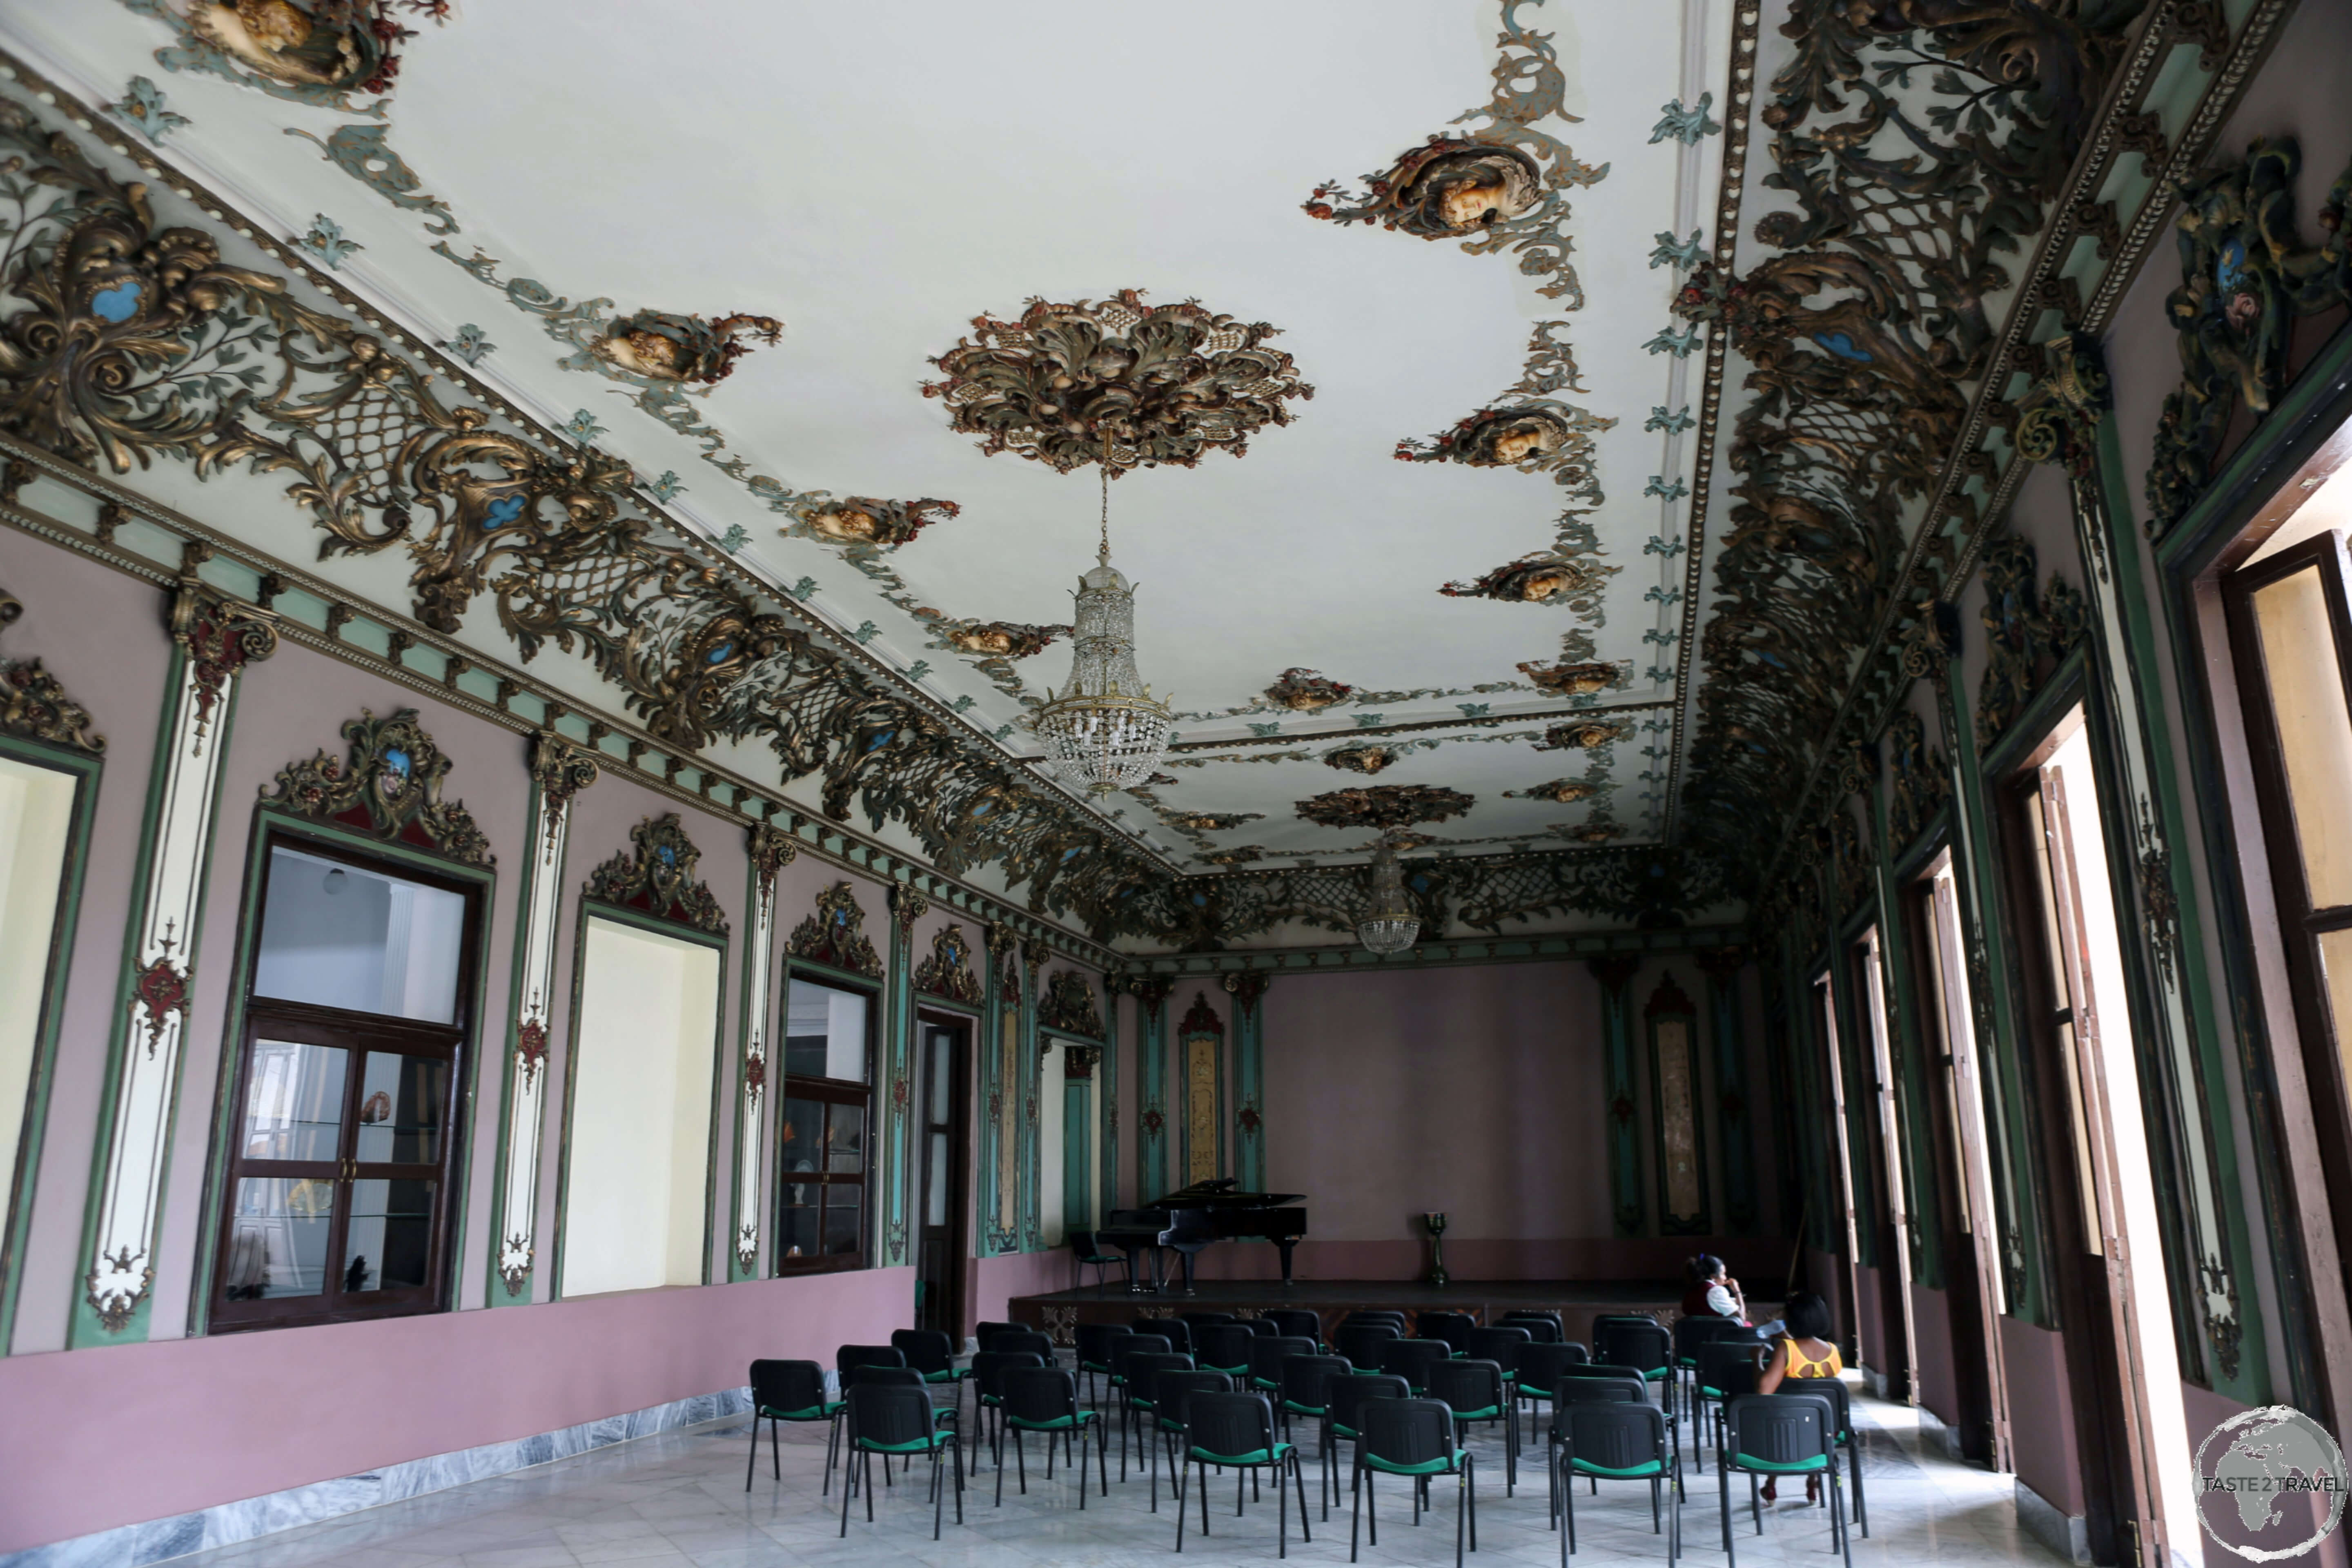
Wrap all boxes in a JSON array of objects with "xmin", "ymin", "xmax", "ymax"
[{"xmin": 1102, "ymin": 1179, "xmax": 1307, "ymax": 1292}]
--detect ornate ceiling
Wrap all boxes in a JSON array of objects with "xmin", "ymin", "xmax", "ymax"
[{"xmin": 0, "ymin": 0, "xmax": 2234, "ymax": 942}]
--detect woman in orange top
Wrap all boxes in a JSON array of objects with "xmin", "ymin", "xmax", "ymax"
[{"xmin": 1756, "ymin": 1291, "xmax": 1842, "ymax": 1503}]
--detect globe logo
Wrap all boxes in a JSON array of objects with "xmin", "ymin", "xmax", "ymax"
[{"xmin": 2196, "ymin": 1405, "xmax": 2346, "ymax": 1561}]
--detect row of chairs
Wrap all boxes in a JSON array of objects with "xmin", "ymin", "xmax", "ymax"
[{"xmin": 744, "ymin": 1314, "xmax": 1860, "ymax": 1563}]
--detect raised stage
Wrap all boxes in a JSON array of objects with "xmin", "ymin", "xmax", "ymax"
[{"xmin": 1008, "ymin": 1279, "xmax": 1781, "ymax": 1345}]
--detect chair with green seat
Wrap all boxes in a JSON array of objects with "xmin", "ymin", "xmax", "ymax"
[
  {"xmin": 892, "ymin": 1329, "xmax": 969, "ymax": 1436},
  {"xmin": 1276, "ymin": 1353, "xmax": 1350, "ymax": 1456},
  {"xmin": 744, "ymin": 1359, "xmax": 845, "ymax": 1495},
  {"xmin": 1544, "ymin": 1370, "xmax": 1647, "ymax": 1525},
  {"xmin": 1321, "ymin": 1372, "xmax": 1408, "ymax": 1519},
  {"xmin": 1147, "ymin": 1369, "xmax": 1234, "ymax": 1514},
  {"xmin": 1596, "ymin": 1319, "xmax": 1677, "ymax": 1415},
  {"xmin": 1107, "ymin": 1332, "xmax": 1173, "ymax": 1451},
  {"xmin": 1499, "ymin": 1310, "xmax": 1565, "ymax": 1344},
  {"xmin": 1350, "ymin": 1396, "xmax": 1474, "ymax": 1568},
  {"xmin": 1672, "ymin": 1316, "xmax": 1747, "ymax": 1429},
  {"xmin": 1466, "ymin": 1325, "xmax": 1533, "ymax": 1437},
  {"xmin": 1428, "ymin": 1356, "xmax": 1518, "ymax": 1494},
  {"xmin": 997, "ymin": 1364, "xmax": 1107, "ymax": 1508},
  {"xmin": 1266, "ymin": 1308, "xmax": 1321, "ymax": 1344},
  {"xmin": 1066, "ymin": 1229, "xmax": 1130, "ymax": 1292},
  {"xmin": 973, "ymin": 1321, "xmax": 1018, "ymax": 1352},
  {"xmin": 1248, "ymin": 1336, "xmax": 1318, "ymax": 1396},
  {"xmin": 1417, "ymin": 1310, "xmax": 1477, "ymax": 1355},
  {"xmin": 1692, "ymin": 1341, "xmax": 1762, "ymax": 1469},
  {"xmin": 1141, "ymin": 1314, "xmax": 1195, "ymax": 1354},
  {"xmin": 1557, "ymin": 1401, "xmax": 1679, "ymax": 1564},
  {"xmin": 991, "ymin": 1329, "xmax": 1055, "ymax": 1363},
  {"xmin": 1717, "ymin": 1393, "xmax": 1849, "ymax": 1567},
  {"xmin": 1785, "ymin": 1376, "xmax": 1865, "ymax": 1537},
  {"xmin": 1175, "ymin": 1390, "xmax": 1313, "ymax": 1557},
  {"xmin": 1333, "ymin": 1321, "xmax": 1400, "ymax": 1372},
  {"xmin": 1556, "ymin": 1363, "xmax": 1681, "ymax": 1503},
  {"xmin": 967, "ymin": 1350, "xmax": 1044, "ymax": 1477},
  {"xmin": 1120, "ymin": 1350, "xmax": 1197, "ymax": 1484},
  {"xmin": 838, "ymin": 1380, "xmax": 963, "ymax": 1539},
  {"xmin": 836, "ymin": 1343, "xmax": 906, "ymax": 1381},
  {"xmin": 1516, "ymin": 1342, "xmax": 1589, "ymax": 1453},
  {"xmin": 1244, "ymin": 1316, "xmax": 1282, "ymax": 1337},
  {"xmin": 1181, "ymin": 1309, "xmax": 1238, "ymax": 1333},
  {"xmin": 1074, "ymin": 1322, "xmax": 1133, "ymax": 1410},
  {"xmin": 1196, "ymin": 1323, "xmax": 1258, "ymax": 1379},
  {"xmin": 1375, "ymin": 1336, "xmax": 1452, "ymax": 1394}
]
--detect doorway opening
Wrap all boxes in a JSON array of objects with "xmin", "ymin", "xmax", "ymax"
[{"xmin": 915, "ymin": 1013, "xmax": 971, "ymax": 1337}]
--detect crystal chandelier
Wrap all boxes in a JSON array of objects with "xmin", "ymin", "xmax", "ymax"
[
  {"xmin": 1356, "ymin": 830, "xmax": 1421, "ymax": 955},
  {"xmin": 1029, "ymin": 468, "xmax": 1173, "ymax": 795}
]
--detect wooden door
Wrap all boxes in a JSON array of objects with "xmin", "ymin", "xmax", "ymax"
[{"xmin": 915, "ymin": 1014, "xmax": 970, "ymax": 1336}]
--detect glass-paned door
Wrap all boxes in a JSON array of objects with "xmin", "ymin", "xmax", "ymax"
[
  {"xmin": 777, "ymin": 976, "xmax": 872, "ymax": 1272},
  {"xmin": 915, "ymin": 1016, "xmax": 969, "ymax": 1335}
]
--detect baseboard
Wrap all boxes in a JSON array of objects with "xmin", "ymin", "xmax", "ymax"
[
  {"xmin": 2013, "ymin": 1477, "xmax": 2092, "ymax": 1564},
  {"xmin": 1915, "ymin": 1403, "xmax": 1966, "ymax": 1460},
  {"xmin": 0, "ymin": 1387, "xmax": 753, "ymax": 1568}
]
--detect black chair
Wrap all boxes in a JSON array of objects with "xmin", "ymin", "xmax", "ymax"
[
  {"xmin": 1557, "ymin": 1401, "xmax": 1679, "ymax": 1563},
  {"xmin": 1143, "ymin": 1315, "xmax": 1196, "ymax": 1355},
  {"xmin": 1182, "ymin": 1310, "xmax": 1239, "ymax": 1331},
  {"xmin": 1107, "ymin": 1331, "xmax": 1174, "ymax": 1439},
  {"xmin": 1592, "ymin": 1312, "xmax": 1658, "ymax": 1336},
  {"xmin": 1417, "ymin": 1310, "xmax": 1477, "ymax": 1354},
  {"xmin": 1176, "ymin": 1391, "xmax": 1312, "ymax": 1558},
  {"xmin": 1333, "ymin": 1322, "xmax": 1401, "ymax": 1371},
  {"xmin": 837, "ymin": 1343, "xmax": 905, "ymax": 1379},
  {"xmin": 1375, "ymin": 1336, "xmax": 1453, "ymax": 1394},
  {"xmin": 1249, "ymin": 1336, "xmax": 1319, "ymax": 1395},
  {"xmin": 839, "ymin": 1381, "xmax": 962, "ymax": 1540},
  {"xmin": 1074, "ymin": 1322, "xmax": 1133, "ymax": 1409},
  {"xmin": 1351, "ymin": 1396, "xmax": 1474, "ymax": 1568},
  {"xmin": 1517, "ymin": 1341, "xmax": 1589, "ymax": 1438},
  {"xmin": 1068, "ymin": 1229, "xmax": 1131, "ymax": 1292},
  {"xmin": 1428, "ymin": 1357, "xmax": 1517, "ymax": 1494},
  {"xmin": 1693, "ymin": 1341, "xmax": 1763, "ymax": 1467},
  {"xmin": 1673, "ymin": 1316, "xmax": 1747, "ymax": 1424},
  {"xmin": 1544, "ymin": 1373, "xmax": 1648, "ymax": 1525},
  {"xmin": 1499, "ymin": 1310, "xmax": 1565, "ymax": 1343},
  {"xmin": 998, "ymin": 1365, "xmax": 1107, "ymax": 1508},
  {"xmin": 1277, "ymin": 1353, "xmax": 1351, "ymax": 1451},
  {"xmin": 892, "ymin": 1328, "xmax": 968, "ymax": 1433},
  {"xmin": 991, "ymin": 1330, "xmax": 1055, "ymax": 1363},
  {"xmin": 1717, "ymin": 1394, "xmax": 1849, "ymax": 1566},
  {"xmin": 1786, "ymin": 1376, "xmax": 1866, "ymax": 1537},
  {"xmin": 1346, "ymin": 1309, "xmax": 1407, "ymax": 1326},
  {"xmin": 968, "ymin": 1350, "xmax": 1045, "ymax": 1476},
  {"xmin": 1245, "ymin": 1317, "xmax": 1283, "ymax": 1337},
  {"xmin": 1265, "ymin": 1308, "xmax": 1322, "ymax": 1343},
  {"xmin": 1197, "ymin": 1323, "xmax": 1258, "ymax": 1378},
  {"xmin": 973, "ymin": 1320, "xmax": 1018, "ymax": 1351},
  {"xmin": 1147, "ymin": 1369, "xmax": 1234, "ymax": 1513},
  {"xmin": 1121, "ymin": 1350, "xmax": 1198, "ymax": 1483},
  {"xmin": 1467, "ymin": 1325, "xmax": 1532, "ymax": 1434},
  {"xmin": 1596, "ymin": 1320, "xmax": 1676, "ymax": 1412},
  {"xmin": 745, "ymin": 1359, "xmax": 844, "ymax": 1495},
  {"xmin": 1321, "ymin": 1372, "xmax": 1409, "ymax": 1520}
]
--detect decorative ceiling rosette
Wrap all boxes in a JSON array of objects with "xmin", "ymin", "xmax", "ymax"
[
  {"xmin": 1295, "ymin": 784, "xmax": 1474, "ymax": 830},
  {"xmin": 1439, "ymin": 552, "xmax": 1614, "ymax": 610},
  {"xmin": 788, "ymin": 880, "xmax": 883, "ymax": 977},
  {"xmin": 1039, "ymin": 969, "xmax": 1105, "ymax": 1039},
  {"xmin": 590, "ymin": 310, "xmax": 783, "ymax": 386},
  {"xmin": 1517, "ymin": 658, "xmax": 1623, "ymax": 697},
  {"xmin": 921, "ymin": 290, "xmax": 1312, "ymax": 474},
  {"xmin": 1505, "ymin": 777, "xmax": 1599, "ymax": 804},
  {"xmin": 929, "ymin": 618, "xmax": 1066, "ymax": 660},
  {"xmin": 1396, "ymin": 398, "xmax": 1612, "ymax": 511},
  {"xmin": 265, "ymin": 707, "xmax": 491, "ymax": 864},
  {"xmin": 584, "ymin": 813, "xmax": 725, "ymax": 933},
  {"xmin": 1201, "ymin": 847, "xmax": 1264, "ymax": 866},
  {"xmin": 1322, "ymin": 744, "xmax": 1394, "ymax": 776},
  {"xmin": 1263, "ymin": 668, "xmax": 1353, "ymax": 712},
  {"xmin": 914, "ymin": 922, "xmax": 983, "ymax": 1006},
  {"xmin": 781, "ymin": 495, "xmax": 960, "ymax": 553},
  {"xmin": 1533, "ymin": 719, "xmax": 1627, "ymax": 751},
  {"xmin": 138, "ymin": 0, "xmax": 451, "ymax": 114},
  {"xmin": 1301, "ymin": 1, "xmax": 1604, "ymax": 307}
]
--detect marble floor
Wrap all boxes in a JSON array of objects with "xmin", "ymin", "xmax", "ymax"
[{"xmin": 161, "ymin": 1381, "xmax": 2064, "ymax": 1568}]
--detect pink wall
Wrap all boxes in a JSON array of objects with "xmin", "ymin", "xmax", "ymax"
[
  {"xmin": 1911, "ymin": 1282, "xmax": 1960, "ymax": 1429},
  {"xmin": 0, "ymin": 1265, "xmax": 911, "ymax": 1553},
  {"xmin": 2002, "ymin": 1315, "xmax": 2085, "ymax": 1517},
  {"xmin": 971, "ymin": 1249, "xmax": 1066, "ymax": 1328}
]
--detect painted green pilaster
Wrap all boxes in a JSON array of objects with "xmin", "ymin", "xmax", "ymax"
[
  {"xmin": 1018, "ymin": 942, "xmax": 1045, "ymax": 1252},
  {"xmin": 1592, "ymin": 957, "xmax": 1644, "ymax": 1237},
  {"xmin": 1697, "ymin": 948, "xmax": 1759, "ymax": 1235},
  {"xmin": 1225, "ymin": 972, "xmax": 1269, "ymax": 1192},
  {"xmin": 731, "ymin": 824, "xmax": 795, "ymax": 1282},
  {"xmin": 1062, "ymin": 1068, "xmax": 1092, "ymax": 1229},
  {"xmin": 882, "ymin": 884, "xmax": 926, "ymax": 1267},
  {"xmin": 1915, "ymin": 607, "xmax": 2049, "ymax": 1325},
  {"xmin": 74, "ymin": 577, "xmax": 276, "ymax": 1346},
  {"xmin": 980, "ymin": 922, "xmax": 1017, "ymax": 1254},
  {"xmin": 1866, "ymin": 771, "xmax": 1948, "ymax": 1291},
  {"xmin": 1132, "ymin": 977, "xmax": 1172, "ymax": 1200},
  {"xmin": 1099, "ymin": 985, "xmax": 1121, "ymax": 1214}
]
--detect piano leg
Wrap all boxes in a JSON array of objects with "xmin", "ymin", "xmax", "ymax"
[
  {"xmin": 1120, "ymin": 1244, "xmax": 1149, "ymax": 1293},
  {"xmin": 1175, "ymin": 1247, "xmax": 1199, "ymax": 1296},
  {"xmin": 1275, "ymin": 1238, "xmax": 1298, "ymax": 1288}
]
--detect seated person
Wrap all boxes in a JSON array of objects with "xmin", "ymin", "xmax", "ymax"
[{"xmin": 1755, "ymin": 1291, "xmax": 1843, "ymax": 1504}]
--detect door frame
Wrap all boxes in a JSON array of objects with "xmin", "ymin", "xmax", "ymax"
[{"xmin": 914, "ymin": 1008, "xmax": 973, "ymax": 1337}]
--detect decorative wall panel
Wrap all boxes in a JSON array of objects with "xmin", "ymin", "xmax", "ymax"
[
  {"xmin": 733, "ymin": 824, "xmax": 795, "ymax": 1278},
  {"xmin": 1131, "ymin": 977, "xmax": 1172, "ymax": 1201},
  {"xmin": 1590, "ymin": 957, "xmax": 1642, "ymax": 1239},
  {"xmin": 1224, "ymin": 972, "xmax": 1269, "ymax": 1193},
  {"xmin": 491, "ymin": 732, "xmax": 596, "ymax": 1301},
  {"xmin": 76, "ymin": 578, "xmax": 276, "ymax": 1342},
  {"xmin": 1646, "ymin": 973, "xmax": 1707, "ymax": 1236},
  {"xmin": 1696, "ymin": 948, "xmax": 1756, "ymax": 1234},
  {"xmin": 1177, "ymin": 992, "xmax": 1224, "ymax": 1186}
]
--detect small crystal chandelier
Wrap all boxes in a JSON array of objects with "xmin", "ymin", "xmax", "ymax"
[
  {"xmin": 1356, "ymin": 830, "xmax": 1421, "ymax": 955},
  {"xmin": 1029, "ymin": 466, "xmax": 1173, "ymax": 795}
]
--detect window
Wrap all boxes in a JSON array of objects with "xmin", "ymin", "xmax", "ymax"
[
  {"xmin": 213, "ymin": 840, "xmax": 475, "ymax": 1330},
  {"xmin": 559, "ymin": 915, "xmax": 722, "ymax": 1296},
  {"xmin": 777, "ymin": 977, "xmax": 872, "ymax": 1271},
  {"xmin": 0, "ymin": 751, "xmax": 85, "ymax": 1276}
]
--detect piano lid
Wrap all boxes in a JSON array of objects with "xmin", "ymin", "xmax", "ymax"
[{"xmin": 1139, "ymin": 1178, "xmax": 1307, "ymax": 1208}]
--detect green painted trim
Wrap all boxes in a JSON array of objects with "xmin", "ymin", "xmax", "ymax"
[
  {"xmin": 726, "ymin": 847, "xmax": 759, "ymax": 1285},
  {"xmin": 483, "ymin": 766, "xmax": 549, "ymax": 1306},
  {"xmin": 1017, "ymin": 958, "xmax": 1041, "ymax": 1251},
  {"xmin": 1136, "ymin": 988, "xmax": 1169, "ymax": 1202},
  {"xmin": 0, "ymin": 734, "xmax": 101, "ymax": 1355},
  {"xmin": 1062, "ymin": 1078, "xmax": 1090, "ymax": 1233},
  {"xmin": 1700, "ymin": 961, "xmax": 1758, "ymax": 1236},
  {"xmin": 881, "ymin": 897, "xmax": 913, "ymax": 1269},
  {"xmin": 548, "ymin": 898, "xmax": 729, "ymax": 1299},
  {"xmin": 1595, "ymin": 964, "xmax": 1642, "ymax": 1238},
  {"xmin": 1098, "ymin": 991, "xmax": 1120, "ymax": 1216},
  {"xmin": 187, "ymin": 807, "xmax": 496, "ymax": 1332}
]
